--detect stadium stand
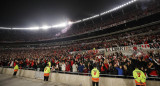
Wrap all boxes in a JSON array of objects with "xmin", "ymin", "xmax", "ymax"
[{"xmin": 0, "ymin": 0, "xmax": 159, "ymax": 82}]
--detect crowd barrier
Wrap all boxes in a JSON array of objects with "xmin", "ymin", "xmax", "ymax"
[{"xmin": 0, "ymin": 67, "xmax": 160, "ymax": 86}]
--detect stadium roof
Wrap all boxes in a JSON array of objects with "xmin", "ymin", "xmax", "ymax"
[{"xmin": 0, "ymin": 0, "xmax": 137, "ymax": 29}]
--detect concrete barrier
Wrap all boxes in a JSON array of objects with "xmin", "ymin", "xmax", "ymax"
[
  {"xmin": 5, "ymin": 68, "xmax": 14, "ymax": 75},
  {"xmin": 50, "ymin": 73, "xmax": 91, "ymax": 86},
  {"xmin": 0, "ymin": 67, "xmax": 160, "ymax": 86},
  {"xmin": 100, "ymin": 77, "xmax": 136, "ymax": 86},
  {"xmin": 35, "ymin": 71, "xmax": 44, "ymax": 79},
  {"xmin": 2, "ymin": 68, "xmax": 7, "ymax": 74},
  {"xmin": 23, "ymin": 70, "xmax": 36, "ymax": 78},
  {"xmin": 0, "ymin": 67, "xmax": 3, "ymax": 74}
]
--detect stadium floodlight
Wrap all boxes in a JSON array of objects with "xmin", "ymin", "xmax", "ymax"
[
  {"xmin": 52, "ymin": 21, "xmax": 73, "ymax": 28},
  {"xmin": 13, "ymin": 27, "xmax": 39, "ymax": 30},
  {"xmin": 90, "ymin": 14, "xmax": 100, "ymax": 19},
  {"xmin": 100, "ymin": 0, "xmax": 137, "ymax": 16},
  {"xmin": 0, "ymin": 27, "xmax": 11, "ymax": 29},
  {"xmin": 82, "ymin": 14, "xmax": 99, "ymax": 21},
  {"xmin": 40, "ymin": 25, "xmax": 51, "ymax": 30},
  {"xmin": 52, "ymin": 23, "xmax": 67, "ymax": 28},
  {"xmin": 68, "ymin": 21, "xmax": 73, "ymax": 25},
  {"xmin": 74, "ymin": 20, "xmax": 82, "ymax": 24},
  {"xmin": 0, "ymin": 0, "xmax": 138, "ymax": 30}
]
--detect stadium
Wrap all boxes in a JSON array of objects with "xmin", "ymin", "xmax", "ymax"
[{"xmin": 0, "ymin": 0, "xmax": 160, "ymax": 86}]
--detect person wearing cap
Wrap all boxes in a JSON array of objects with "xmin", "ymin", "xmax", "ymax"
[
  {"xmin": 91, "ymin": 64, "xmax": 100, "ymax": 86},
  {"xmin": 44, "ymin": 64, "xmax": 51, "ymax": 81},
  {"xmin": 13, "ymin": 63, "xmax": 19, "ymax": 76},
  {"xmin": 133, "ymin": 66, "xmax": 146, "ymax": 86}
]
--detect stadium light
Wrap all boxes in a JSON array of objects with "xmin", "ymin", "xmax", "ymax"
[
  {"xmin": 0, "ymin": 0, "xmax": 138, "ymax": 30},
  {"xmin": 52, "ymin": 21, "xmax": 73, "ymax": 28},
  {"xmin": 82, "ymin": 14, "xmax": 100, "ymax": 21},
  {"xmin": 40, "ymin": 25, "xmax": 51, "ymax": 30},
  {"xmin": 52, "ymin": 23, "xmax": 67, "ymax": 28},
  {"xmin": 100, "ymin": 0, "xmax": 137, "ymax": 16},
  {"xmin": 0, "ymin": 27, "xmax": 11, "ymax": 29},
  {"xmin": 74, "ymin": 20, "xmax": 82, "ymax": 23},
  {"xmin": 13, "ymin": 27, "xmax": 39, "ymax": 30}
]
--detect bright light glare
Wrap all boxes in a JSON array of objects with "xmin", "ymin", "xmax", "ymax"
[
  {"xmin": 0, "ymin": 27, "xmax": 11, "ymax": 29},
  {"xmin": 52, "ymin": 23, "xmax": 67, "ymax": 28},
  {"xmin": 0, "ymin": 0, "xmax": 138, "ymax": 30},
  {"xmin": 13, "ymin": 27, "xmax": 39, "ymax": 30},
  {"xmin": 52, "ymin": 21, "xmax": 73, "ymax": 28},
  {"xmin": 99, "ymin": 0, "xmax": 137, "ymax": 15},
  {"xmin": 68, "ymin": 21, "xmax": 73, "ymax": 25},
  {"xmin": 40, "ymin": 25, "xmax": 51, "ymax": 30}
]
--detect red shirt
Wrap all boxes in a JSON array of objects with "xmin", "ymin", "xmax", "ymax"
[
  {"xmin": 14, "ymin": 62, "xmax": 16, "ymax": 67},
  {"xmin": 52, "ymin": 59, "xmax": 55, "ymax": 63},
  {"xmin": 104, "ymin": 63, "xmax": 109, "ymax": 70},
  {"xmin": 31, "ymin": 61, "xmax": 34, "ymax": 67},
  {"xmin": 66, "ymin": 64, "xmax": 70, "ymax": 71},
  {"xmin": 71, "ymin": 61, "xmax": 74, "ymax": 66},
  {"xmin": 101, "ymin": 66, "xmax": 105, "ymax": 71}
]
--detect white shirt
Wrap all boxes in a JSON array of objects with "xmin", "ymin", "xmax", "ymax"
[
  {"xmin": 61, "ymin": 64, "xmax": 66, "ymax": 71},
  {"xmin": 72, "ymin": 64, "xmax": 78, "ymax": 72}
]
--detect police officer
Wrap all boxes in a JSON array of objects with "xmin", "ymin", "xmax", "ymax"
[
  {"xmin": 133, "ymin": 66, "xmax": 146, "ymax": 86},
  {"xmin": 13, "ymin": 63, "xmax": 19, "ymax": 76},
  {"xmin": 91, "ymin": 64, "xmax": 100, "ymax": 86},
  {"xmin": 44, "ymin": 64, "xmax": 50, "ymax": 81}
]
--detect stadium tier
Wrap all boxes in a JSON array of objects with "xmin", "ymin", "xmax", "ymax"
[{"xmin": 0, "ymin": 0, "xmax": 160, "ymax": 86}]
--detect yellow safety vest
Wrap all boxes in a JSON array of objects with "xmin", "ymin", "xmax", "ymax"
[
  {"xmin": 14, "ymin": 65, "xmax": 19, "ymax": 72},
  {"xmin": 44, "ymin": 66, "xmax": 50, "ymax": 76},
  {"xmin": 91, "ymin": 68, "xmax": 100, "ymax": 82},
  {"xmin": 133, "ymin": 68, "xmax": 146, "ymax": 83}
]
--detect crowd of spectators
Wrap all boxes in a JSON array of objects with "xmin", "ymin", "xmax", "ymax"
[
  {"xmin": 0, "ymin": 0, "xmax": 160, "ymax": 78},
  {"xmin": 0, "ymin": 23, "xmax": 160, "ymax": 77},
  {"xmin": 0, "ymin": 48, "xmax": 160, "ymax": 77}
]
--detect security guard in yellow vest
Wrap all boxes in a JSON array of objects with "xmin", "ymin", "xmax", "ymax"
[
  {"xmin": 91, "ymin": 64, "xmax": 100, "ymax": 86},
  {"xmin": 13, "ymin": 64, "xmax": 19, "ymax": 76},
  {"xmin": 133, "ymin": 68, "xmax": 146, "ymax": 86},
  {"xmin": 44, "ymin": 64, "xmax": 50, "ymax": 81}
]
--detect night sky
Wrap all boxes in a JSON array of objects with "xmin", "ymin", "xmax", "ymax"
[{"xmin": 0, "ymin": 0, "xmax": 131, "ymax": 27}]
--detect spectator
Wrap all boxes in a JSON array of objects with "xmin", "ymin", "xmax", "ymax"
[
  {"xmin": 61, "ymin": 62, "xmax": 66, "ymax": 72},
  {"xmin": 115, "ymin": 65, "xmax": 124, "ymax": 75},
  {"xmin": 72, "ymin": 62, "xmax": 78, "ymax": 72},
  {"xmin": 78, "ymin": 63, "xmax": 84, "ymax": 72}
]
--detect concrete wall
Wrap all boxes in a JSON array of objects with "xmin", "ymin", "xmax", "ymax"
[
  {"xmin": 0, "ymin": 67, "xmax": 3, "ymax": 74},
  {"xmin": 50, "ymin": 73, "xmax": 92, "ymax": 86},
  {"xmin": 0, "ymin": 67, "xmax": 160, "ymax": 86}
]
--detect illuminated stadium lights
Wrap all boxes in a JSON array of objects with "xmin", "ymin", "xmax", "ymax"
[
  {"xmin": 52, "ymin": 23, "xmax": 67, "ymax": 28},
  {"xmin": 0, "ymin": 27, "xmax": 11, "ymax": 29},
  {"xmin": 0, "ymin": 0, "xmax": 138, "ymax": 30},
  {"xmin": 52, "ymin": 21, "xmax": 73, "ymax": 28},
  {"xmin": 100, "ymin": 0, "xmax": 137, "ymax": 16},
  {"xmin": 68, "ymin": 21, "xmax": 73, "ymax": 25},
  {"xmin": 40, "ymin": 25, "xmax": 51, "ymax": 30},
  {"xmin": 82, "ymin": 14, "xmax": 100, "ymax": 21},
  {"xmin": 13, "ymin": 27, "xmax": 39, "ymax": 30},
  {"xmin": 74, "ymin": 20, "xmax": 82, "ymax": 23}
]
